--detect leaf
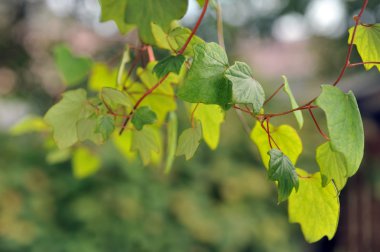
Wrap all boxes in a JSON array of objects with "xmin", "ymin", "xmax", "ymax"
[
  {"xmin": 151, "ymin": 24, "xmax": 204, "ymax": 56},
  {"xmin": 282, "ymin": 76, "xmax": 304, "ymax": 129},
  {"xmin": 10, "ymin": 116, "xmax": 49, "ymax": 135},
  {"xmin": 46, "ymin": 148, "xmax": 72, "ymax": 165},
  {"xmin": 107, "ymin": 0, "xmax": 188, "ymax": 44},
  {"xmin": 349, "ymin": 24, "xmax": 380, "ymax": 71},
  {"xmin": 72, "ymin": 147, "xmax": 101, "ymax": 179},
  {"xmin": 250, "ymin": 122, "xmax": 303, "ymax": 169},
  {"xmin": 178, "ymin": 42, "xmax": 232, "ymax": 106},
  {"xmin": 128, "ymin": 62, "xmax": 177, "ymax": 124},
  {"xmin": 96, "ymin": 115, "xmax": 115, "ymax": 140},
  {"xmin": 131, "ymin": 106, "xmax": 157, "ymax": 130},
  {"xmin": 268, "ymin": 149, "xmax": 299, "ymax": 203},
  {"xmin": 225, "ymin": 61, "xmax": 265, "ymax": 113},
  {"xmin": 176, "ymin": 123, "xmax": 202, "ymax": 160},
  {"xmin": 315, "ymin": 85, "xmax": 364, "ymax": 177},
  {"xmin": 53, "ymin": 45, "xmax": 92, "ymax": 86},
  {"xmin": 44, "ymin": 89, "xmax": 95, "ymax": 149},
  {"xmin": 288, "ymin": 169, "xmax": 340, "ymax": 243},
  {"xmin": 101, "ymin": 87, "xmax": 133, "ymax": 111},
  {"xmin": 76, "ymin": 118, "xmax": 103, "ymax": 145},
  {"xmin": 89, "ymin": 63, "xmax": 118, "ymax": 91},
  {"xmin": 165, "ymin": 112, "xmax": 178, "ymax": 173},
  {"xmin": 117, "ymin": 46, "xmax": 131, "ymax": 86},
  {"xmin": 153, "ymin": 55, "xmax": 186, "ymax": 78},
  {"xmin": 316, "ymin": 142, "xmax": 347, "ymax": 191},
  {"xmin": 192, "ymin": 104, "xmax": 224, "ymax": 150},
  {"xmin": 98, "ymin": 0, "xmax": 135, "ymax": 33},
  {"xmin": 131, "ymin": 125, "xmax": 161, "ymax": 165}
]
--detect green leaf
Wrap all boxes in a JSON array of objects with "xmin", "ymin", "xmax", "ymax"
[
  {"xmin": 46, "ymin": 148, "xmax": 72, "ymax": 165},
  {"xmin": 250, "ymin": 122, "xmax": 302, "ymax": 169},
  {"xmin": 131, "ymin": 125, "xmax": 161, "ymax": 165},
  {"xmin": 151, "ymin": 24, "xmax": 205, "ymax": 56},
  {"xmin": 282, "ymin": 76, "xmax": 304, "ymax": 129},
  {"xmin": 131, "ymin": 106, "xmax": 157, "ymax": 130},
  {"xmin": 44, "ymin": 89, "xmax": 95, "ymax": 149},
  {"xmin": 225, "ymin": 61, "xmax": 265, "ymax": 113},
  {"xmin": 349, "ymin": 24, "xmax": 380, "ymax": 71},
  {"xmin": 165, "ymin": 112, "xmax": 178, "ymax": 173},
  {"xmin": 153, "ymin": 55, "xmax": 186, "ymax": 78},
  {"xmin": 96, "ymin": 115, "xmax": 115, "ymax": 140},
  {"xmin": 101, "ymin": 87, "xmax": 133, "ymax": 111},
  {"xmin": 72, "ymin": 147, "xmax": 101, "ymax": 179},
  {"xmin": 178, "ymin": 42, "xmax": 232, "ymax": 106},
  {"xmin": 53, "ymin": 45, "xmax": 92, "ymax": 86},
  {"xmin": 98, "ymin": 0, "xmax": 134, "ymax": 33},
  {"xmin": 316, "ymin": 142, "xmax": 347, "ymax": 191},
  {"xmin": 268, "ymin": 149, "xmax": 299, "ymax": 203},
  {"xmin": 192, "ymin": 104, "xmax": 224, "ymax": 150},
  {"xmin": 288, "ymin": 169, "xmax": 340, "ymax": 243},
  {"xmin": 10, "ymin": 116, "xmax": 49, "ymax": 135},
  {"xmin": 117, "ymin": 46, "xmax": 131, "ymax": 86},
  {"xmin": 104, "ymin": 0, "xmax": 188, "ymax": 44},
  {"xmin": 128, "ymin": 62, "xmax": 177, "ymax": 124},
  {"xmin": 176, "ymin": 123, "xmax": 202, "ymax": 160},
  {"xmin": 315, "ymin": 85, "xmax": 364, "ymax": 177}
]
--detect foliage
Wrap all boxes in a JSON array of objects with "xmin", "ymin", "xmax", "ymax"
[{"xmin": 11, "ymin": 0, "xmax": 380, "ymax": 244}]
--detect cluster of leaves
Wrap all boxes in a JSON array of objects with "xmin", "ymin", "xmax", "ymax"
[{"xmin": 12, "ymin": 0, "xmax": 380, "ymax": 244}]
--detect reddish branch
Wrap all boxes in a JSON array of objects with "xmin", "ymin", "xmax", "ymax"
[
  {"xmin": 348, "ymin": 62, "xmax": 380, "ymax": 68},
  {"xmin": 263, "ymin": 83, "xmax": 285, "ymax": 106}
]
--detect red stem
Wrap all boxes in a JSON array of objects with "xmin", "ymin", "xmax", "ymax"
[
  {"xmin": 333, "ymin": 0, "xmax": 368, "ymax": 86},
  {"xmin": 263, "ymin": 83, "xmax": 285, "ymax": 106},
  {"xmin": 177, "ymin": 0, "xmax": 209, "ymax": 55},
  {"xmin": 191, "ymin": 103, "xmax": 200, "ymax": 128},
  {"xmin": 147, "ymin": 46, "xmax": 156, "ymax": 62},
  {"xmin": 308, "ymin": 109, "xmax": 330, "ymax": 141}
]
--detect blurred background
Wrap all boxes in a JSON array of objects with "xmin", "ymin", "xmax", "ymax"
[{"xmin": 1, "ymin": 0, "xmax": 380, "ymax": 251}]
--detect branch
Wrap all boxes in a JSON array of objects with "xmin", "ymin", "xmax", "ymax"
[{"xmin": 348, "ymin": 61, "xmax": 380, "ymax": 68}]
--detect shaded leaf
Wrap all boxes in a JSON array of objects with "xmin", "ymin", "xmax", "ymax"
[
  {"xmin": 131, "ymin": 106, "xmax": 157, "ymax": 130},
  {"xmin": 98, "ymin": 0, "xmax": 134, "ymax": 33},
  {"xmin": 225, "ymin": 61, "xmax": 265, "ymax": 113},
  {"xmin": 101, "ymin": 87, "xmax": 133, "ymax": 110},
  {"xmin": 282, "ymin": 75, "xmax": 303, "ymax": 129},
  {"xmin": 178, "ymin": 42, "xmax": 231, "ymax": 106},
  {"xmin": 131, "ymin": 126, "xmax": 161, "ymax": 165},
  {"xmin": 153, "ymin": 55, "xmax": 186, "ymax": 78},
  {"xmin": 165, "ymin": 112, "xmax": 178, "ymax": 173},
  {"xmin": 316, "ymin": 142, "xmax": 347, "ymax": 191},
  {"xmin": 268, "ymin": 149, "xmax": 299, "ymax": 203},
  {"xmin": 315, "ymin": 85, "xmax": 364, "ymax": 177},
  {"xmin": 96, "ymin": 115, "xmax": 115, "ymax": 140},
  {"xmin": 53, "ymin": 45, "xmax": 92, "ymax": 86},
  {"xmin": 176, "ymin": 123, "xmax": 202, "ymax": 160}
]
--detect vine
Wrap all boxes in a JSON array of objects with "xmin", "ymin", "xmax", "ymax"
[{"xmin": 13, "ymin": 0, "xmax": 380, "ymax": 244}]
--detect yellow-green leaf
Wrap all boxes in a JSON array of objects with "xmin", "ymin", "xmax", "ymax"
[
  {"xmin": 288, "ymin": 169, "xmax": 340, "ymax": 243},
  {"xmin": 10, "ymin": 116, "xmax": 50, "ymax": 135},
  {"xmin": 250, "ymin": 122, "xmax": 302, "ymax": 168},
  {"xmin": 192, "ymin": 104, "xmax": 224, "ymax": 150},
  {"xmin": 72, "ymin": 147, "xmax": 101, "ymax": 179},
  {"xmin": 165, "ymin": 112, "xmax": 178, "ymax": 173},
  {"xmin": 349, "ymin": 24, "xmax": 380, "ymax": 71},
  {"xmin": 89, "ymin": 63, "xmax": 118, "ymax": 91},
  {"xmin": 131, "ymin": 125, "xmax": 161, "ymax": 165}
]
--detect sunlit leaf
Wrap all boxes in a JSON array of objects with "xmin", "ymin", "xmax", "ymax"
[
  {"xmin": 89, "ymin": 63, "xmax": 118, "ymax": 91},
  {"xmin": 288, "ymin": 169, "xmax": 340, "ymax": 243},
  {"xmin": 10, "ymin": 116, "xmax": 50, "ymax": 135},
  {"xmin": 349, "ymin": 24, "xmax": 380, "ymax": 71},
  {"xmin": 250, "ymin": 122, "xmax": 302, "ymax": 168},
  {"xmin": 72, "ymin": 147, "xmax": 101, "ymax": 179},
  {"xmin": 192, "ymin": 103, "xmax": 224, "ymax": 150}
]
